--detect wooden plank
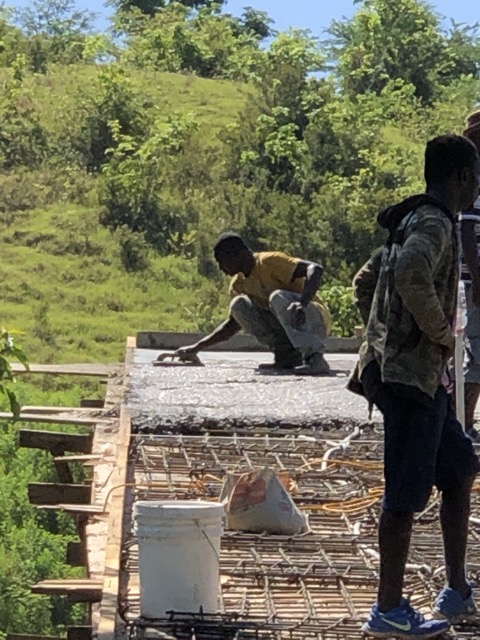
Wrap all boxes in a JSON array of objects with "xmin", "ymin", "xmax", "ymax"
[
  {"xmin": 124, "ymin": 336, "xmax": 139, "ymax": 362},
  {"xmin": 20, "ymin": 430, "xmax": 92, "ymax": 454},
  {"xmin": 1, "ymin": 413, "xmax": 103, "ymax": 426},
  {"xmin": 97, "ymin": 406, "xmax": 131, "ymax": 639},
  {"xmin": 31, "ymin": 579, "xmax": 102, "ymax": 602},
  {"xmin": 22, "ymin": 405, "xmax": 105, "ymax": 414},
  {"xmin": 54, "ymin": 459, "xmax": 74, "ymax": 484},
  {"xmin": 80, "ymin": 399, "xmax": 105, "ymax": 408},
  {"xmin": 11, "ymin": 363, "xmax": 120, "ymax": 377},
  {"xmin": 67, "ymin": 541, "xmax": 87, "ymax": 567},
  {"xmin": 28, "ymin": 483, "xmax": 92, "ymax": 505},
  {"xmin": 136, "ymin": 331, "xmax": 362, "ymax": 354},
  {"xmin": 67, "ymin": 627, "xmax": 93, "ymax": 640},
  {"xmin": 7, "ymin": 636, "xmax": 59, "ymax": 640},
  {"xmin": 54, "ymin": 454, "xmax": 102, "ymax": 463},
  {"xmin": 36, "ymin": 503, "xmax": 104, "ymax": 515}
]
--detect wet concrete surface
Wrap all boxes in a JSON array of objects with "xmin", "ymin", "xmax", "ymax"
[{"xmin": 126, "ymin": 350, "xmax": 376, "ymax": 433}]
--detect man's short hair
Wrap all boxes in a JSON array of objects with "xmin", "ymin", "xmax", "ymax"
[
  {"xmin": 464, "ymin": 110, "xmax": 480, "ymax": 139},
  {"xmin": 425, "ymin": 134, "xmax": 478, "ymax": 186},
  {"xmin": 213, "ymin": 232, "xmax": 249, "ymax": 261}
]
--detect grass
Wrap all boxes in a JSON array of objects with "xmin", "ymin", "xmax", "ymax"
[
  {"xmin": 23, "ymin": 65, "xmax": 252, "ymax": 145},
  {"xmin": 0, "ymin": 203, "xmax": 229, "ymax": 364}
]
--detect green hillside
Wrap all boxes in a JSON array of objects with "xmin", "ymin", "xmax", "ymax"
[
  {"xmin": 26, "ymin": 65, "xmax": 252, "ymax": 144},
  {"xmin": 0, "ymin": 202, "xmax": 227, "ymax": 363},
  {"xmin": 0, "ymin": 65, "xmax": 250, "ymax": 363}
]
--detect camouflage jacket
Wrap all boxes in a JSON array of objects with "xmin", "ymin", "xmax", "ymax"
[{"xmin": 353, "ymin": 195, "xmax": 457, "ymax": 400}]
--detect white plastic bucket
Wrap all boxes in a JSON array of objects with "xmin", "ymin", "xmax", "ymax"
[{"xmin": 134, "ymin": 500, "xmax": 225, "ymax": 619}]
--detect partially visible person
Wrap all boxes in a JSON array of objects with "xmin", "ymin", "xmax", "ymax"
[
  {"xmin": 161, "ymin": 233, "xmax": 331, "ymax": 375},
  {"xmin": 351, "ymin": 134, "xmax": 480, "ymax": 638},
  {"xmin": 457, "ymin": 110, "xmax": 480, "ymax": 439}
]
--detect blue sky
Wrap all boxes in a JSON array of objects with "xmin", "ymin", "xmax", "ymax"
[{"xmin": 7, "ymin": 0, "xmax": 480, "ymax": 33}]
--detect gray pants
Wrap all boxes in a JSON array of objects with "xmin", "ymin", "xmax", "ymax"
[{"xmin": 230, "ymin": 290, "xmax": 326, "ymax": 358}]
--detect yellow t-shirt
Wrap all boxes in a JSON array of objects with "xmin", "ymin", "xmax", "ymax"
[{"xmin": 229, "ymin": 251, "xmax": 331, "ymax": 333}]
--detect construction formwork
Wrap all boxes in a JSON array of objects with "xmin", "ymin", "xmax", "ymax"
[
  {"xmin": 15, "ymin": 338, "xmax": 480, "ymax": 640},
  {"xmin": 117, "ymin": 427, "xmax": 480, "ymax": 639}
]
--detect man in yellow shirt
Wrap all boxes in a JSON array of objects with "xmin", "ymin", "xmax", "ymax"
[{"xmin": 173, "ymin": 233, "xmax": 331, "ymax": 375}]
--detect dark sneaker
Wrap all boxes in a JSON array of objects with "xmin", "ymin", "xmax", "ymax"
[
  {"xmin": 257, "ymin": 350, "xmax": 302, "ymax": 371},
  {"xmin": 433, "ymin": 587, "xmax": 477, "ymax": 624},
  {"xmin": 257, "ymin": 361, "xmax": 295, "ymax": 371},
  {"xmin": 363, "ymin": 598, "xmax": 449, "ymax": 638},
  {"xmin": 294, "ymin": 353, "xmax": 330, "ymax": 376}
]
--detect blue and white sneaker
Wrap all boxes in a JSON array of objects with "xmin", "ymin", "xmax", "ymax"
[
  {"xmin": 433, "ymin": 587, "xmax": 477, "ymax": 624},
  {"xmin": 363, "ymin": 598, "xmax": 450, "ymax": 638}
]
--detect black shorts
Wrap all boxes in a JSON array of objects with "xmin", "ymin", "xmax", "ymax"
[{"xmin": 374, "ymin": 384, "xmax": 480, "ymax": 512}]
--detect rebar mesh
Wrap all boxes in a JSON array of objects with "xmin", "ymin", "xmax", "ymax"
[{"xmin": 120, "ymin": 432, "xmax": 480, "ymax": 639}]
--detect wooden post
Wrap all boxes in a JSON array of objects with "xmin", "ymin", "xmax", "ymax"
[{"xmin": 28, "ymin": 483, "xmax": 91, "ymax": 505}]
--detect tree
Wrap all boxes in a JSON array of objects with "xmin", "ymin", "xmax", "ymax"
[
  {"xmin": 121, "ymin": 3, "xmax": 265, "ymax": 80},
  {"xmin": 109, "ymin": 0, "xmax": 224, "ymax": 18},
  {"xmin": 0, "ymin": 8, "xmax": 29, "ymax": 68},
  {"xmin": 239, "ymin": 7, "xmax": 273, "ymax": 40},
  {"xmin": 15, "ymin": 0, "xmax": 95, "ymax": 68},
  {"xmin": 221, "ymin": 29, "xmax": 326, "ymax": 194},
  {"xmin": 446, "ymin": 20, "xmax": 480, "ymax": 80},
  {"xmin": 327, "ymin": 0, "xmax": 477, "ymax": 104},
  {"xmin": 100, "ymin": 111, "xmax": 202, "ymax": 252},
  {"xmin": 0, "ymin": 56, "xmax": 48, "ymax": 170}
]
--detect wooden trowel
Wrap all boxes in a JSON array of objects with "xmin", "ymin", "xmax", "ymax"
[{"xmin": 152, "ymin": 352, "xmax": 204, "ymax": 367}]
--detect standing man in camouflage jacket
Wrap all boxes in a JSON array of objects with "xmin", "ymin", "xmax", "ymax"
[{"xmin": 353, "ymin": 134, "xmax": 480, "ymax": 638}]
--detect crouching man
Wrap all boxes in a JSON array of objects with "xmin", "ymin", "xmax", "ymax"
[{"xmin": 168, "ymin": 233, "xmax": 331, "ymax": 375}]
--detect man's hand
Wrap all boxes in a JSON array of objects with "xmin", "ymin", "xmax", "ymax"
[
  {"xmin": 287, "ymin": 301, "xmax": 307, "ymax": 329},
  {"xmin": 155, "ymin": 345, "xmax": 199, "ymax": 362},
  {"xmin": 443, "ymin": 335, "xmax": 456, "ymax": 360},
  {"xmin": 174, "ymin": 345, "xmax": 199, "ymax": 360}
]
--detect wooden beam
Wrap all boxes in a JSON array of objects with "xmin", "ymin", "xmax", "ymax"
[
  {"xmin": 97, "ymin": 406, "xmax": 131, "ymax": 639},
  {"xmin": 21, "ymin": 406, "xmax": 104, "ymax": 414},
  {"xmin": 1, "ymin": 413, "xmax": 105, "ymax": 426},
  {"xmin": 53, "ymin": 454, "xmax": 102, "ymax": 463},
  {"xmin": 20, "ymin": 430, "xmax": 92, "ymax": 454},
  {"xmin": 31, "ymin": 579, "xmax": 102, "ymax": 602},
  {"xmin": 80, "ymin": 399, "xmax": 105, "ymax": 408},
  {"xmin": 11, "ymin": 363, "xmax": 121, "ymax": 377},
  {"xmin": 54, "ymin": 459, "xmax": 74, "ymax": 484},
  {"xmin": 67, "ymin": 541, "xmax": 87, "ymax": 567},
  {"xmin": 7, "ymin": 635, "xmax": 59, "ymax": 640},
  {"xmin": 67, "ymin": 627, "xmax": 93, "ymax": 640},
  {"xmin": 35, "ymin": 504, "xmax": 104, "ymax": 515},
  {"xmin": 28, "ymin": 483, "xmax": 91, "ymax": 505},
  {"xmin": 136, "ymin": 330, "xmax": 362, "ymax": 354}
]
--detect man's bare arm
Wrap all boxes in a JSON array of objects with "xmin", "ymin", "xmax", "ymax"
[
  {"xmin": 161, "ymin": 317, "xmax": 241, "ymax": 360},
  {"xmin": 292, "ymin": 260, "xmax": 323, "ymax": 307}
]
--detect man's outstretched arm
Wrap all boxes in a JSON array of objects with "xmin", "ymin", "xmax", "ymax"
[{"xmin": 157, "ymin": 317, "xmax": 241, "ymax": 360}]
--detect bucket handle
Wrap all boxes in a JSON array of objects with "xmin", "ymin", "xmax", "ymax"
[{"xmin": 194, "ymin": 518, "xmax": 221, "ymax": 566}]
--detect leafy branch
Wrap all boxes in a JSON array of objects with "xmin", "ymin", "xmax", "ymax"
[{"xmin": 0, "ymin": 329, "xmax": 29, "ymax": 421}]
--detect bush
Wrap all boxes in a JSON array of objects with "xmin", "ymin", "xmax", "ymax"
[
  {"xmin": 321, "ymin": 285, "xmax": 360, "ymax": 337},
  {"xmin": 116, "ymin": 227, "xmax": 150, "ymax": 272}
]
